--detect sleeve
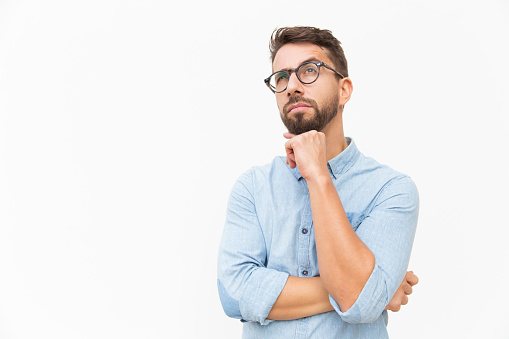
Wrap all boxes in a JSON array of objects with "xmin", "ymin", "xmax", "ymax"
[
  {"xmin": 329, "ymin": 176, "xmax": 419, "ymax": 323},
  {"xmin": 217, "ymin": 170, "xmax": 289, "ymax": 325}
]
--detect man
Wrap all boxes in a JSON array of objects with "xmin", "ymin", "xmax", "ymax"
[{"xmin": 217, "ymin": 26, "xmax": 419, "ymax": 338}]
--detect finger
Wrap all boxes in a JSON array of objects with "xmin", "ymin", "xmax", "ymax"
[
  {"xmin": 283, "ymin": 132, "xmax": 297, "ymax": 139},
  {"xmin": 285, "ymin": 150, "xmax": 296, "ymax": 168},
  {"xmin": 401, "ymin": 294, "xmax": 409, "ymax": 306},
  {"xmin": 285, "ymin": 148, "xmax": 295, "ymax": 164},
  {"xmin": 287, "ymin": 155, "xmax": 296, "ymax": 168},
  {"xmin": 403, "ymin": 283, "xmax": 413, "ymax": 295},
  {"xmin": 391, "ymin": 304, "xmax": 401, "ymax": 312},
  {"xmin": 285, "ymin": 144, "xmax": 293, "ymax": 158},
  {"xmin": 385, "ymin": 300, "xmax": 395, "ymax": 311},
  {"xmin": 285, "ymin": 139, "xmax": 294, "ymax": 152},
  {"xmin": 286, "ymin": 154, "xmax": 296, "ymax": 168},
  {"xmin": 285, "ymin": 148, "xmax": 295, "ymax": 162},
  {"xmin": 406, "ymin": 272, "xmax": 419, "ymax": 286},
  {"xmin": 285, "ymin": 139, "xmax": 296, "ymax": 157},
  {"xmin": 284, "ymin": 140, "xmax": 296, "ymax": 168}
]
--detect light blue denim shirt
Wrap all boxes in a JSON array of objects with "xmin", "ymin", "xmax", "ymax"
[{"xmin": 217, "ymin": 138, "xmax": 419, "ymax": 338}]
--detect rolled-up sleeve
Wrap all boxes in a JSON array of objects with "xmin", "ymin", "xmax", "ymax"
[
  {"xmin": 217, "ymin": 170, "xmax": 289, "ymax": 325},
  {"xmin": 330, "ymin": 176, "xmax": 419, "ymax": 323}
]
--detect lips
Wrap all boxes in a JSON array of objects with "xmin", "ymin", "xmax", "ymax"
[{"xmin": 287, "ymin": 102, "xmax": 311, "ymax": 115}]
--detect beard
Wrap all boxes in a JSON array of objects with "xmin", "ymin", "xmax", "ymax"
[{"xmin": 280, "ymin": 95, "xmax": 340, "ymax": 135}]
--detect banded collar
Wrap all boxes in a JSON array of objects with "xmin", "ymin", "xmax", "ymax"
[{"xmin": 289, "ymin": 137, "xmax": 360, "ymax": 181}]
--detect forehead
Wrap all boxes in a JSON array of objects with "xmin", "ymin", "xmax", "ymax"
[{"xmin": 272, "ymin": 43, "xmax": 331, "ymax": 71}]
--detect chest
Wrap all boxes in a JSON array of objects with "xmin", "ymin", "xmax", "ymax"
[{"xmin": 254, "ymin": 178, "xmax": 369, "ymax": 274}]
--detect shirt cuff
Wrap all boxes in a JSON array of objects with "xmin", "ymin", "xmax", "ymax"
[
  {"xmin": 239, "ymin": 268, "xmax": 289, "ymax": 325},
  {"xmin": 329, "ymin": 263, "xmax": 388, "ymax": 323}
]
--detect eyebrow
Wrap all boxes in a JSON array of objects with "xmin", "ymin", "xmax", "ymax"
[{"xmin": 276, "ymin": 57, "xmax": 321, "ymax": 72}]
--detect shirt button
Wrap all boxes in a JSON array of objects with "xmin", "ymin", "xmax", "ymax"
[
  {"xmin": 302, "ymin": 228, "xmax": 308, "ymax": 234},
  {"xmin": 302, "ymin": 270, "xmax": 308, "ymax": 276}
]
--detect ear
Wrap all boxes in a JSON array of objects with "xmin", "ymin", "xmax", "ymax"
[{"xmin": 338, "ymin": 78, "xmax": 353, "ymax": 107}]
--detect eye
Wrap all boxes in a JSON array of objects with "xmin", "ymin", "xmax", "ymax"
[
  {"xmin": 304, "ymin": 67, "xmax": 317, "ymax": 73},
  {"xmin": 275, "ymin": 72, "xmax": 288, "ymax": 84}
]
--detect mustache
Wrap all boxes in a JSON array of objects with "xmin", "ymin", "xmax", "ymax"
[{"xmin": 283, "ymin": 96, "xmax": 317, "ymax": 114}]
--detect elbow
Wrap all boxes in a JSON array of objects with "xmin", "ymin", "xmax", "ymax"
[
  {"xmin": 330, "ymin": 290, "xmax": 381, "ymax": 323},
  {"xmin": 220, "ymin": 299, "xmax": 242, "ymax": 319},
  {"xmin": 217, "ymin": 279, "xmax": 242, "ymax": 319},
  {"xmin": 328, "ymin": 289, "xmax": 357, "ymax": 314},
  {"xmin": 336, "ymin": 298, "xmax": 385, "ymax": 324},
  {"xmin": 343, "ymin": 305, "xmax": 384, "ymax": 324},
  {"xmin": 326, "ymin": 271, "xmax": 373, "ymax": 314},
  {"xmin": 360, "ymin": 311, "xmax": 384, "ymax": 324},
  {"xmin": 336, "ymin": 289, "xmax": 387, "ymax": 324},
  {"xmin": 330, "ymin": 263, "xmax": 388, "ymax": 323}
]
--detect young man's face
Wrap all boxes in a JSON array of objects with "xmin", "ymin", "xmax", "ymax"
[{"xmin": 272, "ymin": 43, "xmax": 343, "ymax": 135}]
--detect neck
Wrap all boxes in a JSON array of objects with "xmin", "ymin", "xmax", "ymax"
[{"xmin": 321, "ymin": 112, "xmax": 348, "ymax": 161}]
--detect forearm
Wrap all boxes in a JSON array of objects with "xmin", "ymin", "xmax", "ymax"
[
  {"xmin": 267, "ymin": 276, "xmax": 334, "ymax": 320},
  {"xmin": 307, "ymin": 175, "xmax": 375, "ymax": 312}
]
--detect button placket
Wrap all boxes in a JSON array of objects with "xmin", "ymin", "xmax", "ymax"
[{"xmin": 298, "ymin": 193, "xmax": 313, "ymax": 277}]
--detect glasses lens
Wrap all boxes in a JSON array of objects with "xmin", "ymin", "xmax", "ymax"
[
  {"xmin": 297, "ymin": 63, "xmax": 319, "ymax": 84},
  {"xmin": 269, "ymin": 71, "xmax": 289, "ymax": 93}
]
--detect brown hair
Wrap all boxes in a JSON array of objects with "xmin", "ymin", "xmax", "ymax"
[{"xmin": 269, "ymin": 26, "xmax": 348, "ymax": 77}]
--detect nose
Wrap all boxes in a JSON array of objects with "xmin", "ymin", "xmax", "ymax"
[{"xmin": 285, "ymin": 71, "xmax": 304, "ymax": 96}]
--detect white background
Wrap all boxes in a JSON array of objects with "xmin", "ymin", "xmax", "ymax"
[{"xmin": 1, "ymin": 0, "xmax": 508, "ymax": 338}]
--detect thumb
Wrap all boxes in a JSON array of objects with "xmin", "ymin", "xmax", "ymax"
[{"xmin": 283, "ymin": 132, "xmax": 296, "ymax": 140}]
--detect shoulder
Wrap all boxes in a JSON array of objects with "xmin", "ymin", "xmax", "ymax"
[
  {"xmin": 231, "ymin": 157, "xmax": 288, "ymax": 194},
  {"xmin": 353, "ymin": 153, "xmax": 419, "ymax": 206},
  {"xmin": 234, "ymin": 156, "xmax": 290, "ymax": 185}
]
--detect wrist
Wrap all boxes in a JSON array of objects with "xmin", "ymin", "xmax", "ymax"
[{"xmin": 305, "ymin": 169, "xmax": 332, "ymax": 187}]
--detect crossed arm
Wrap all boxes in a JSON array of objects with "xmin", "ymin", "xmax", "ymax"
[
  {"xmin": 267, "ymin": 131, "xmax": 419, "ymax": 320},
  {"xmin": 267, "ymin": 272, "xmax": 419, "ymax": 320},
  {"xmin": 217, "ymin": 131, "xmax": 419, "ymax": 323}
]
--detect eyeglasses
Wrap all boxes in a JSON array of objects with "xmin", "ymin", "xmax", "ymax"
[{"xmin": 264, "ymin": 61, "xmax": 345, "ymax": 93}]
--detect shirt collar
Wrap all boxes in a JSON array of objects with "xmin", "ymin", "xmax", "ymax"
[{"xmin": 289, "ymin": 137, "xmax": 360, "ymax": 181}]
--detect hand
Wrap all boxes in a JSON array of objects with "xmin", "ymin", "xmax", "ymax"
[
  {"xmin": 283, "ymin": 131, "xmax": 328, "ymax": 181},
  {"xmin": 385, "ymin": 271, "xmax": 419, "ymax": 312}
]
